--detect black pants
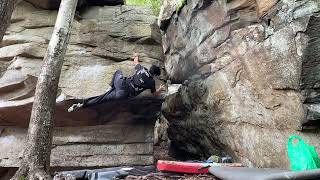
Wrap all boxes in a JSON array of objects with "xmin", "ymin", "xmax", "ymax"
[{"xmin": 82, "ymin": 70, "xmax": 129, "ymax": 108}]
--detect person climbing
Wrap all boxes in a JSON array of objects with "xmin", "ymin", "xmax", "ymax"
[{"xmin": 68, "ymin": 53, "xmax": 165, "ymax": 112}]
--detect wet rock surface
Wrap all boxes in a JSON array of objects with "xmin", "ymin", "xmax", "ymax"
[{"xmin": 161, "ymin": 0, "xmax": 320, "ymax": 168}]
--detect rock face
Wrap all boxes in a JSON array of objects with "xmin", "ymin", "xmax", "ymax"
[
  {"xmin": 0, "ymin": 0, "xmax": 164, "ymax": 171},
  {"xmin": 161, "ymin": 0, "xmax": 320, "ymax": 168},
  {"xmin": 0, "ymin": 123, "xmax": 155, "ymax": 168},
  {"xmin": 2, "ymin": 0, "xmax": 164, "ymax": 103},
  {"xmin": 0, "ymin": 97, "xmax": 163, "ymax": 128}
]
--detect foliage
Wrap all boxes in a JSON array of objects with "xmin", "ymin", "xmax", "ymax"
[
  {"xmin": 148, "ymin": 0, "xmax": 162, "ymax": 16},
  {"xmin": 176, "ymin": 0, "xmax": 187, "ymax": 14},
  {"xmin": 126, "ymin": 0, "xmax": 163, "ymax": 15},
  {"xmin": 126, "ymin": 0, "xmax": 147, "ymax": 5}
]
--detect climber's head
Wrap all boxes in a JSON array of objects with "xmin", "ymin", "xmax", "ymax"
[{"xmin": 149, "ymin": 65, "xmax": 161, "ymax": 77}]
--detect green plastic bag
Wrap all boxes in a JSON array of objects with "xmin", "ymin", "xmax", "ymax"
[{"xmin": 287, "ymin": 135, "xmax": 320, "ymax": 171}]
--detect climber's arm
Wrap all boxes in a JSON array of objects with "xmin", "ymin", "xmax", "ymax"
[
  {"xmin": 152, "ymin": 84, "xmax": 165, "ymax": 97},
  {"xmin": 133, "ymin": 53, "xmax": 139, "ymax": 65}
]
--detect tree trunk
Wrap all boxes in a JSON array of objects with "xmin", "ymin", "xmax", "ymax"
[
  {"xmin": 0, "ymin": 0, "xmax": 17, "ymax": 41},
  {"xmin": 11, "ymin": 0, "xmax": 78, "ymax": 179}
]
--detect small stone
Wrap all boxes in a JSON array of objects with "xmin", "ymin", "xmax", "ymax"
[{"xmin": 207, "ymin": 155, "xmax": 221, "ymax": 163}]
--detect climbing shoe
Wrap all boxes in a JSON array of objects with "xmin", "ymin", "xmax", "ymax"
[{"xmin": 68, "ymin": 103, "xmax": 83, "ymax": 112}]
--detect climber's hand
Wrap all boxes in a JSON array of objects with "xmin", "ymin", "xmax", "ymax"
[
  {"xmin": 158, "ymin": 84, "xmax": 165, "ymax": 92},
  {"xmin": 133, "ymin": 53, "xmax": 139, "ymax": 58},
  {"xmin": 153, "ymin": 84, "xmax": 166, "ymax": 96},
  {"xmin": 132, "ymin": 53, "xmax": 139, "ymax": 65}
]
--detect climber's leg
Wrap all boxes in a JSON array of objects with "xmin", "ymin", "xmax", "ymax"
[
  {"xmin": 68, "ymin": 88, "xmax": 115, "ymax": 112},
  {"xmin": 68, "ymin": 70, "xmax": 128, "ymax": 112},
  {"xmin": 109, "ymin": 69, "xmax": 118, "ymax": 88},
  {"xmin": 99, "ymin": 70, "xmax": 129, "ymax": 101}
]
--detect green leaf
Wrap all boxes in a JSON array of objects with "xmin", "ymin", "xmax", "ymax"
[
  {"xmin": 126, "ymin": 0, "xmax": 163, "ymax": 15},
  {"xmin": 176, "ymin": 0, "xmax": 187, "ymax": 14}
]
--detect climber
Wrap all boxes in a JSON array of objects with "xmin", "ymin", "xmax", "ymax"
[{"xmin": 68, "ymin": 53, "xmax": 165, "ymax": 112}]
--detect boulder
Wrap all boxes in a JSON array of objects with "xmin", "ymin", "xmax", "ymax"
[
  {"xmin": 0, "ymin": 34, "xmax": 48, "ymax": 47},
  {"xmin": 0, "ymin": 97, "xmax": 161, "ymax": 168},
  {"xmin": 0, "ymin": 43, "xmax": 46, "ymax": 61},
  {"xmin": 0, "ymin": 97, "xmax": 163, "ymax": 127},
  {"xmin": 0, "ymin": 125, "xmax": 154, "ymax": 167},
  {"xmin": 162, "ymin": 0, "xmax": 320, "ymax": 168},
  {"xmin": 0, "ymin": 0, "xmax": 164, "ymax": 169},
  {"xmin": 2, "ymin": 1, "xmax": 164, "ymax": 99},
  {"xmin": 157, "ymin": 0, "xmax": 180, "ymax": 31}
]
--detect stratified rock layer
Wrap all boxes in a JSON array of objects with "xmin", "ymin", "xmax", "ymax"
[
  {"xmin": 161, "ymin": 0, "xmax": 320, "ymax": 168},
  {"xmin": 0, "ymin": 0, "xmax": 164, "ymax": 169}
]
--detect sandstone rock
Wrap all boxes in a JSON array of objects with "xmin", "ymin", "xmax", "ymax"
[
  {"xmin": 0, "ymin": 57, "xmax": 42, "ymax": 85},
  {"xmin": 154, "ymin": 115, "xmax": 169, "ymax": 145},
  {"xmin": 2, "ymin": 1, "xmax": 164, "ymax": 99},
  {"xmin": 0, "ymin": 74, "xmax": 37, "ymax": 102},
  {"xmin": 15, "ymin": 27, "xmax": 54, "ymax": 41},
  {"xmin": 0, "ymin": 126, "xmax": 154, "ymax": 167},
  {"xmin": 0, "ymin": 0, "xmax": 165, "ymax": 169},
  {"xmin": 0, "ymin": 43, "xmax": 46, "ymax": 61},
  {"xmin": 162, "ymin": 0, "xmax": 320, "ymax": 168},
  {"xmin": 167, "ymin": 84, "xmax": 181, "ymax": 96},
  {"xmin": 0, "ymin": 97, "xmax": 161, "ymax": 168},
  {"xmin": 256, "ymin": 0, "xmax": 278, "ymax": 17},
  {"xmin": 157, "ymin": 0, "xmax": 180, "ymax": 31},
  {"xmin": 0, "ymin": 34, "xmax": 48, "ymax": 47},
  {"xmin": 11, "ymin": 1, "xmax": 57, "ymax": 28},
  {"xmin": 59, "ymin": 61, "xmax": 164, "ymax": 98},
  {"xmin": 0, "ymin": 97, "xmax": 163, "ymax": 127}
]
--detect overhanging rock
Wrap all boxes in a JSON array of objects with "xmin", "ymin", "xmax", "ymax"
[
  {"xmin": 0, "ymin": 97, "xmax": 163, "ymax": 127},
  {"xmin": 0, "ymin": 97, "xmax": 163, "ymax": 168}
]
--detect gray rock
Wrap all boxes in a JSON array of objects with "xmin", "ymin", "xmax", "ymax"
[
  {"xmin": 2, "ymin": 0, "xmax": 164, "ymax": 99},
  {"xmin": 0, "ymin": 1, "xmax": 165, "ymax": 169},
  {"xmin": 0, "ymin": 126, "xmax": 154, "ymax": 167},
  {"xmin": 0, "ymin": 34, "xmax": 48, "ymax": 47},
  {"xmin": 0, "ymin": 43, "xmax": 46, "ymax": 61},
  {"xmin": 207, "ymin": 155, "xmax": 221, "ymax": 163},
  {"xmin": 162, "ymin": 0, "xmax": 320, "ymax": 169},
  {"xmin": 157, "ymin": 0, "xmax": 180, "ymax": 31}
]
